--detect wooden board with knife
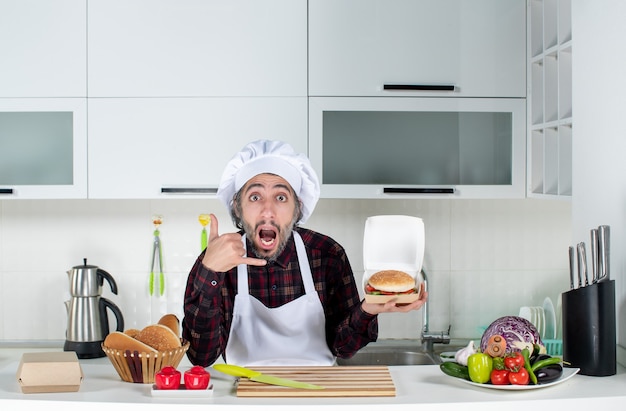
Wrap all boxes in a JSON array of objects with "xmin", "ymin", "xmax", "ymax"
[{"xmin": 225, "ymin": 365, "xmax": 396, "ymax": 398}]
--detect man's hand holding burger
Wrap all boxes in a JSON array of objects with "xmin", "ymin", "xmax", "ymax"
[
  {"xmin": 362, "ymin": 282, "xmax": 427, "ymax": 314},
  {"xmin": 361, "ymin": 270, "xmax": 428, "ymax": 314}
]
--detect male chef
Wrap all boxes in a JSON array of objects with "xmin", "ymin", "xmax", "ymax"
[{"xmin": 182, "ymin": 140, "xmax": 427, "ymax": 366}]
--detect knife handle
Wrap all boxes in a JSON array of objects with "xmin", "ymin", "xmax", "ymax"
[
  {"xmin": 576, "ymin": 243, "xmax": 586, "ymax": 288},
  {"xmin": 598, "ymin": 225, "xmax": 610, "ymax": 281},
  {"xmin": 590, "ymin": 229, "xmax": 599, "ymax": 283},
  {"xmin": 568, "ymin": 246, "xmax": 575, "ymax": 289}
]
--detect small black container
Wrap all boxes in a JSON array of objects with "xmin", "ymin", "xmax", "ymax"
[{"xmin": 561, "ymin": 280, "xmax": 616, "ymax": 376}]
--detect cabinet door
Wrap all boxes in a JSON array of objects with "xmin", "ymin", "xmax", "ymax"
[
  {"xmin": 88, "ymin": 0, "xmax": 307, "ymax": 97},
  {"xmin": 309, "ymin": 0, "xmax": 526, "ymax": 98},
  {"xmin": 88, "ymin": 98, "xmax": 308, "ymax": 198},
  {"xmin": 0, "ymin": 0, "xmax": 87, "ymax": 97},
  {"xmin": 0, "ymin": 98, "xmax": 87, "ymax": 199},
  {"xmin": 309, "ymin": 97, "xmax": 526, "ymax": 199}
]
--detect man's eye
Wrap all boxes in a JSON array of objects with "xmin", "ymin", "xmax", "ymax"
[
  {"xmin": 276, "ymin": 195, "xmax": 287, "ymax": 202},
  {"xmin": 249, "ymin": 194, "xmax": 260, "ymax": 201}
]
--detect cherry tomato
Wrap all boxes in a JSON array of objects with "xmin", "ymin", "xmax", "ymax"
[
  {"xmin": 490, "ymin": 369, "xmax": 510, "ymax": 385},
  {"xmin": 508, "ymin": 368, "xmax": 530, "ymax": 385},
  {"xmin": 504, "ymin": 352, "xmax": 525, "ymax": 371}
]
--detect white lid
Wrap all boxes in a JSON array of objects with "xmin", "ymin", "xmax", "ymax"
[{"xmin": 363, "ymin": 215, "xmax": 425, "ymax": 273}]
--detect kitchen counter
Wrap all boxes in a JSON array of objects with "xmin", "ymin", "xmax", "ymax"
[{"xmin": 1, "ymin": 345, "xmax": 625, "ymax": 411}]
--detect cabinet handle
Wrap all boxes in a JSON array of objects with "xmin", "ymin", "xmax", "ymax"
[
  {"xmin": 383, "ymin": 84, "xmax": 456, "ymax": 91},
  {"xmin": 161, "ymin": 187, "xmax": 218, "ymax": 194},
  {"xmin": 384, "ymin": 187, "xmax": 455, "ymax": 194},
  {"xmin": 0, "ymin": 188, "xmax": 14, "ymax": 195}
]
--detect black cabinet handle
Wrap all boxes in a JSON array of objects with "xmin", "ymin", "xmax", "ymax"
[
  {"xmin": 0, "ymin": 188, "xmax": 14, "ymax": 194},
  {"xmin": 384, "ymin": 187, "xmax": 455, "ymax": 194},
  {"xmin": 383, "ymin": 84, "xmax": 456, "ymax": 91},
  {"xmin": 161, "ymin": 187, "xmax": 218, "ymax": 194}
]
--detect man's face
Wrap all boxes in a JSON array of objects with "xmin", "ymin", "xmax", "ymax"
[{"xmin": 237, "ymin": 173, "xmax": 299, "ymax": 261}]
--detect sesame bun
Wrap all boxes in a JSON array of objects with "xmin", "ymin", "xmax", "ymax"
[
  {"xmin": 134, "ymin": 324, "xmax": 182, "ymax": 351},
  {"xmin": 367, "ymin": 270, "xmax": 416, "ymax": 293},
  {"xmin": 103, "ymin": 331, "xmax": 157, "ymax": 353},
  {"xmin": 157, "ymin": 314, "xmax": 180, "ymax": 337},
  {"xmin": 123, "ymin": 328, "xmax": 140, "ymax": 338}
]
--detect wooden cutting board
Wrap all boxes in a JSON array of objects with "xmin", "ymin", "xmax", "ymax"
[{"xmin": 233, "ymin": 365, "xmax": 396, "ymax": 397}]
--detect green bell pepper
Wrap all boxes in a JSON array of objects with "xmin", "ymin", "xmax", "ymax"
[{"xmin": 467, "ymin": 352, "xmax": 493, "ymax": 384}]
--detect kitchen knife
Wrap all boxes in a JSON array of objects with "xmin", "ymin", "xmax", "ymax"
[
  {"xmin": 213, "ymin": 364, "xmax": 324, "ymax": 390},
  {"xmin": 576, "ymin": 242, "xmax": 587, "ymax": 287},
  {"xmin": 568, "ymin": 246, "xmax": 575, "ymax": 289},
  {"xmin": 590, "ymin": 229, "xmax": 599, "ymax": 283},
  {"xmin": 598, "ymin": 225, "xmax": 610, "ymax": 281}
]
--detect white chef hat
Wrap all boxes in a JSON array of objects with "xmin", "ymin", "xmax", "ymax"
[{"xmin": 216, "ymin": 140, "xmax": 320, "ymax": 224}]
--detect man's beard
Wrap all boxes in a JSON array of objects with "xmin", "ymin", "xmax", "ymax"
[{"xmin": 242, "ymin": 220, "xmax": 296, "ymax": 262}]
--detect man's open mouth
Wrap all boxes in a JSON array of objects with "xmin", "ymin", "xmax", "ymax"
[{"xmin": 258, "ymin": 228, "xmax": 278, "ymax": 249}]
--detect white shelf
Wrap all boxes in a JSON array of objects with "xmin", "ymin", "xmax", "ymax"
[{"xmin": 527, "ymin": 0, "xmax": 573, "ymax": 199}]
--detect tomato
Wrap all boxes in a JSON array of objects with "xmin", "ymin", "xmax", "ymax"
[
  {"xmin": 508, "ymin": 368, "xmax": 530, "ymax": 385},
  {"xmin": 365, "ymin": 284, "xmax": 414, "ymax": 295},
  {"xmin": 490, "ymin": 369, "xmax": 509, "ymax": 385},
  {"xmin": 467, "ymin": 353, "xmax": 493, "ymax": 384},
  {"xmin": 154, "ymin": 366, "xmax": 181, "ymax": 390},
  {"xmin": 504, "ymin": 352, "xmax": 525, "ymax": 371},
  {"xmin": 184, "ymin": 366, "xmax": 211, "ymax": 390}
]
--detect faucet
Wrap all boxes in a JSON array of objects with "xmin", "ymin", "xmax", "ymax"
[{"xmin": 420, "ymin": 269, "xmax": 451, "ymax": 352}]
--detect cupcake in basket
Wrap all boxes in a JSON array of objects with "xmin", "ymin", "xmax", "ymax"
[{"xmin": 102, "ymin": 314, "xmax": 189, "ymax": 384}]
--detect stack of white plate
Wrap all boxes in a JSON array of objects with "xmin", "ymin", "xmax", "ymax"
[{"xmin": 518, "ymin": 306, "xmax": 546, "ymax": 338}]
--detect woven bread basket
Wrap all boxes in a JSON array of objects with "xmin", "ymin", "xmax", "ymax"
[{"xmin": 102, "ymin": 341, "xmax": 189, "ymax": 383}]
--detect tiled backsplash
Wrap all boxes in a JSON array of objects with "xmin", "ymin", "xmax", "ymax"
[{"xmin": 0, "ymin": 198, "xmax": 571, "ymax": 342}]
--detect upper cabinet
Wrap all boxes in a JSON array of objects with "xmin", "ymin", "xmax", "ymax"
[
  {"xmin": 87, "ymin": 98, "xmax": 307, "ymax": 199},
  {"xmin": 0, "ymin": 0, "xmax": 87, "ymax": 199},
  {"xmin": 0, "ymin": 0, "xmax": 87, "ymax": 98},
  {"xmin": 309, "ymin": 0, "xmax": 527, "ymax": 98},
  {"xmin": 87, "ymin": 0, "xmax": 307, "ymax": 97},
  {"xmin": 0, "ymin": 98, "xmax": 87, "ymax": 199}
]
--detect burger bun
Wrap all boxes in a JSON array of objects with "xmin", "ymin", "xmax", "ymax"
[{"xmin": 363, "ymin": 269, "xmax": 422, "ymax": 304}]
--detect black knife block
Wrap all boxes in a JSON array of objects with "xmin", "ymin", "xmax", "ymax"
[{"xmin": 561, "ymin": 280, "xmax": 616, "ymax": 376}]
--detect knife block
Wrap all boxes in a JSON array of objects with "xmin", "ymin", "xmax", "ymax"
[{"xmin": 561, "ymin": 280, "xmax": 616, "ymax": 376}]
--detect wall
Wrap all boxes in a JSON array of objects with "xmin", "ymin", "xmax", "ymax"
[
  {"xmin": 572, "ymin": 1, "xmax": 626, "ymax": 365},
  {"xmin": 0, "ymin": 197, "xmax": 571, "ymax": 343}
]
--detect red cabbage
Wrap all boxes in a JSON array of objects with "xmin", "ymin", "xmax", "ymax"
[{"xmin": 480, "ymin": 316, "xmax": 543, "ymax": 353}]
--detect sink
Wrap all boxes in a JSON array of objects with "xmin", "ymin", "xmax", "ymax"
[
  {"xmin": 335, "ymin": 340, "xmax": 468, "ymax": 367},
  {"xmin": 337, "ymin": 349, "xmax": 439, "ymax": 366}
]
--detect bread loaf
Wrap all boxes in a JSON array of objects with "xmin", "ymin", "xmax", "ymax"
[
  {"xmin": 103, "ymin": 331, "xmax": 157, "ymax": 353},
  {"xmin": 123, "ymin": 328, "xmax": 140, "ymax": 338},
  {"xmin": 134, "ymin": 324, "xmax": 181, "ymax": 351},
  {"xmin": 157, "ymin": 314, "xmax": 180, "ymax": 337}
]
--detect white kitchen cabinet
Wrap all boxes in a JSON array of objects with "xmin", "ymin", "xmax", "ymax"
[
  {"xmin": 309, "ymin": 97, "xmax": 526, "ymax": 199},
  {"xmin": 309, "ymin": 0, "xmax": 526, "ymax": 98},
  {"xmin": 0, "ymin": 98, "xmax": 87, "ymax": 199},
  {"xmin": 528, "ymin": 0, "xmax": 572, "ymax": 198},
  {"xmin": 88, "ymin": 98, "xmax": 307, "ymax": 199},
  {"xmin": 87, "ymin": 0, "xmax": 307, "ymax": 98},
  {"xmin": 0, "ymin": 0, "xmax": 86, "ymax": 98}
]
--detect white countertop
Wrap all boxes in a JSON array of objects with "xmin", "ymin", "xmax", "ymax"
[{"xmin": 2, "ymin": 345, "xmax": 625, "ymax": 411}]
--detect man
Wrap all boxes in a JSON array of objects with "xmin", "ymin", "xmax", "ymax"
[{"xmin": 182, "ymin": 140, "xmax": 427, "ymax": 366}]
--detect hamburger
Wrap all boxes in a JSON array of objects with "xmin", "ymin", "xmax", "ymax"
[{"xmin": 365, "ymin": 270, "xmax": 417, "ymax": 296}]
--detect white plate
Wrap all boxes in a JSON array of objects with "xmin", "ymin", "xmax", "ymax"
[
  {"xmin": 449, "ymin": 368, "xmax": 579, "ymax": 390},
  {"xmin": 151, "ymin": 384, "xmax": 214, "ymax": 397},
  {"xmin": 543, "ymin": 297, "xmax": 557, "ymax": 339},
  {"xmin": 439, "ymin": 351, "xmax": 457, "ymax": 362}
]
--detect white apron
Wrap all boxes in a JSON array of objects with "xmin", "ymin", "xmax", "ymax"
[{"xmin": 224, "ymin": 232, "xmax": 335, "ymax": 366}]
